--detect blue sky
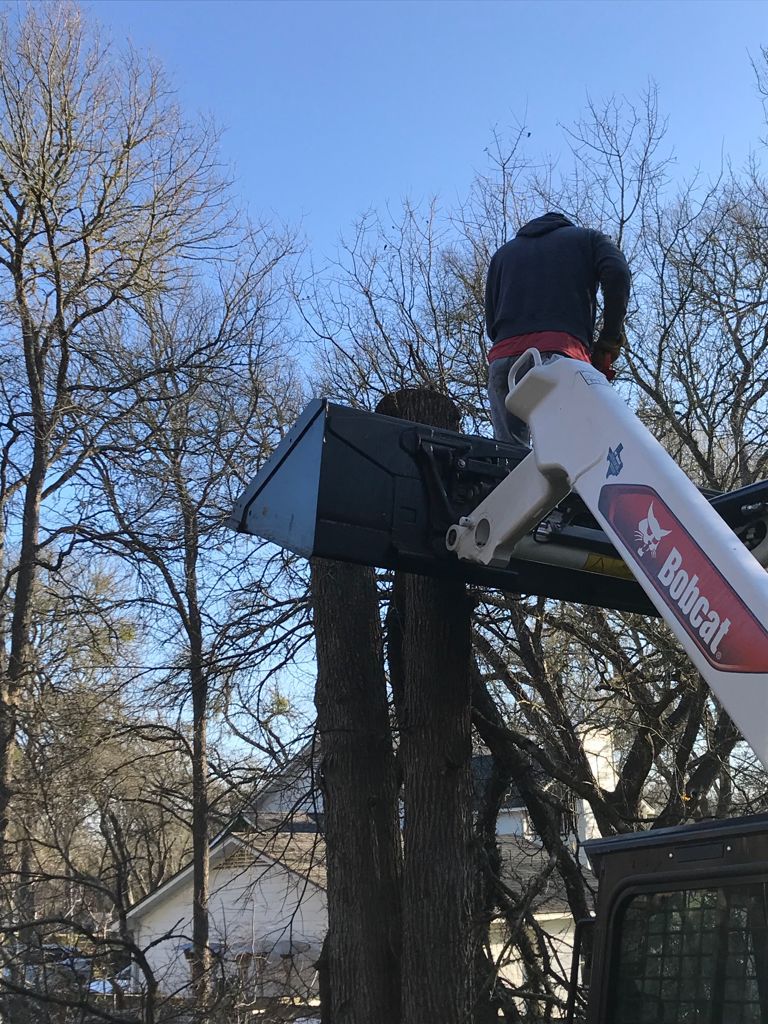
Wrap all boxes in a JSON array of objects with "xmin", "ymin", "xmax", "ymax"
[{"xmin": 90, "ymin": 0, "xmax": 768, "ymax": 259}]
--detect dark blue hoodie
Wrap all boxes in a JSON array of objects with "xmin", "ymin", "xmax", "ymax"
[{"xmin": 484, "ymin": 213, "xmax": 631, "ymax": 350}]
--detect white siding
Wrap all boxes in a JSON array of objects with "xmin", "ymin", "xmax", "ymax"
[
  {"xmin": 491, "ymin": 914, "xmax": 575, "ymax": 1016},
  {"xmin": 497, "ymin": 807, "xmax": 529, "ymax": 836},
  {"xmin": 577, "ymin": 729, "xmax": 618, "ymax": 843},
  {"xmin": 129, "ymin": 846, "xmax": 326, "ymax": 997}
]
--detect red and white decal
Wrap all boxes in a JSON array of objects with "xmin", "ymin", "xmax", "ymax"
[{"xmin": 598, "ymin": 484, "xmax": 768, "ymax": 673}]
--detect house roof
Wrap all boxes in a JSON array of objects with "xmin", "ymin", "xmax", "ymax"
[
  {"xmin": 125, "ymin": 817, "xmax": 326, "ymax": 922},
  {"xmin": 246, "ymin": 743, "xmax": 319, "ymax": 814},
  {"xmin": 246, "ymin": 750, "xmax": 542, "ymax": 820},
  {"xmin": 470, "ymin": 754, "xmax": 551, "ymax": 812},
  {"xmin": 126, "ymin": 806, "xmax": 585, "ymax": 925},
  {"xmin": 127, "ymin": 746, "xmax": 582, "ymax": 926},
  {"xmin": 497, "ymin": 836, "xmax": 595, "ymax": 916},
  {"xmin": 240, "ymin": 747, "xmax": 552, "ymax": 827},
  {"xmin": 228, "ymin": 823, "xmax": 326, "ymax": 890}
]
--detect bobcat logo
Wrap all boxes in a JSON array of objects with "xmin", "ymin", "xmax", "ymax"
[{"xmin": 635, "ymin": 503, "xmax": 671, "ymax": 558}]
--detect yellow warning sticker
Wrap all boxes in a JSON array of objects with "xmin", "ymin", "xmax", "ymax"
[{"xmin": 583, "ymin": 553, "xmax": 634, "ymax": 579}]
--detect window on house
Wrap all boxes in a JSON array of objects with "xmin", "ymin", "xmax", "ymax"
[{"xmin": 608, "ymin": 882, "xmax": 768, "ymax": 1023}]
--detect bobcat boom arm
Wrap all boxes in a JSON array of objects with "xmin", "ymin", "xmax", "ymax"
[{"xmin": 446, "ymin": 350, "xmax": 768, "ymax": 771}]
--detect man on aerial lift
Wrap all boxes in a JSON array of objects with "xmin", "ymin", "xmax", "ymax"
[{"xmin": 485, "ymin": 212, "xmax": 631, "ymax": 444}]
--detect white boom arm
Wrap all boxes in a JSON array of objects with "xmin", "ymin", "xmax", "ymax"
[{"xmin": 447, "ymin": 351, "xmax": 768, "ymax": 770}]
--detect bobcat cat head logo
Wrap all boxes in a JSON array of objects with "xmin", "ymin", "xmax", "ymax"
[{"xmin": 635, "ymin": 503, "xmax": 671, "ymax": 558}]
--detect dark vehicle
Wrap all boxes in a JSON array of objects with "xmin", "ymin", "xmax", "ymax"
[{"xmin": 575, "ymin": 815, "xmax": 768, "ymax": 1023}]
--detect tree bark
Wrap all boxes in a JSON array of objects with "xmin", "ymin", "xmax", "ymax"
[
  {"xmin": 312, "ymin": 559, "xmax": 401, "ymax": 1024},
  {"xmin": 190, "ymin": 668, "xmax": 210, "ymax": 1000},
  {"xmin": 378, "ymin": 389, "xmax": 475, "ymax": 1024},
  {"xmin": 182, "ymin": 501, "xmax": 210, "ymax": 1001}
]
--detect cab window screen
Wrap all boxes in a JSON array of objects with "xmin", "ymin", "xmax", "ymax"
[{"xmin": 611, "ymin": 883, "xmax": 768, "ymax": 1023}]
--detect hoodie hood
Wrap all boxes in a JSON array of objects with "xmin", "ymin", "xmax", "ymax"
[{"xmin": 516, "ymin": 212, "xmax": 574, "ymax": 238}]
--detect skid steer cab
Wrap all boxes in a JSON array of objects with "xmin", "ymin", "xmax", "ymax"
[{"xmin": 574, "ymin": 813, "xmax": 768, "ymax": 1024}]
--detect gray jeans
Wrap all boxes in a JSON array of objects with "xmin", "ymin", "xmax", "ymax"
[{"xmin": 487, "ymin": 352, "xmax": 570, "ymax": 446}]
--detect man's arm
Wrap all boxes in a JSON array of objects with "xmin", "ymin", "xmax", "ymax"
[
  {"xmin": 484, "ymin": 252, "xmax": 499, "ymax": 342},
  {"xmin": 593, "ymin": 232, "xmax": 631, "ymax": 344},
  {"xmin": 591, "ymin": 233, "xmax": 631, "ymax": 377}
]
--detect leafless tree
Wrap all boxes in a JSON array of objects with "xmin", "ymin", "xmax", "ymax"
[
  {"xmin": 89, "ymin": 253, "xmax": 300, "ymax": 1002},
  {"xmin": 311, "ymin": 558, "xmax": 401, "ymax": 1024},
  {"xmin": 0, "ymin": 556, "xmax": 195, "ymax": 1024},
  {"xmin": 0, "ymin": 5, "xmax": 307, "ymax": 1018},
  {"xmin": 0, "ymin": 0, "xmax": 231, "ymax": 887}
]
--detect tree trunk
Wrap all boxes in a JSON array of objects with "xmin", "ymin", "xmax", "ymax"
[
  {"xmin": 177, "ymin": 494, "xmax": 211, "ymax": 1002},
  {"xmin": 378, "ymin": 389, "xmax": 475, "ymax": 1024},
  {"xmin": 1, "ymin": 427, "xmax": 46, "ymax": 874},
  {"xmin": 311, "ymin": 559, "xmax": 401, "ymax": 1024},
  {"xmin": 188, "ymin": 597, "xmax": 210, "ymax": 1001},
  {"xmin": 0, "ymin": 685, "xmax": 16, "ymax": 882},
  {"xmin": 190, "ymin": 698, "xmax": 210, "ymax": 998}
]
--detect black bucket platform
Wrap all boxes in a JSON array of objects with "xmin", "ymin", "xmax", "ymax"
[{"xmin": 230, "ymin": 399, "xmax": 657, "ymax": 612}]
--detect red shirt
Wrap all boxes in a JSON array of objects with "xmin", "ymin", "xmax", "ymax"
[{"xmin": 488, "ymin": 331, "xmax": 590, "ymax": 364}]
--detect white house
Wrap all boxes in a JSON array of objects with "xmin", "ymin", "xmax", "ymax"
[
  {"xmin": 124, "ymin": 811, "xmax": 326, "ymax": 1002},
  {"xmin": 125, "ymin": 737, "xmax": 610, "ymax": 1006}
]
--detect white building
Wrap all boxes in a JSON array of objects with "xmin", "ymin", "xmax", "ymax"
[
  {"xmin": 126, "ymin": 738, "xmax": 609, "ymax": 1006},
  {"xmin": 124, "ymin": 812, "xmax": 326, "ymax": 1002}
]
